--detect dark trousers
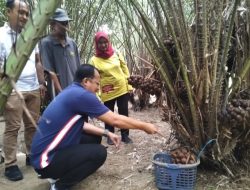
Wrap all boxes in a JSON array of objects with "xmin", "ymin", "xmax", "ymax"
[
  {"xmin": 35, "ymin": 133, "xmax": 106, "ymax": 189},
  {"xmin": 104, "ymin": 93, "xmax": 129, "ymax": 137}
]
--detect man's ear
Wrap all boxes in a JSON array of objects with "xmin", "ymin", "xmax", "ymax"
[
  {"xmin": 6, "ymin": 8, "xmax": 11, "ymax": 16},
  {"xmin": 82, "ymin": 78, "xmax": 88, "ymax": 85}
]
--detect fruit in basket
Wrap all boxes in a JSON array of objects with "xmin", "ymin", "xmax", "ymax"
[
  {"xmin": 181, "ymin": 157, "xmax": 187, "ymax": 164},
  {"xmin": 170, "ymin": 147, "xmax": 197, "ymax": 164}
]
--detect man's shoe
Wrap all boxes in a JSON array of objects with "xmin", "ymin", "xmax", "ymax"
[
  {"xmin": 4, "ymin": 165, "xmax": 23, "ymax": 181},
  {"xmin": 107, "ymin": 137, "xmax": 114, "ymax": 145},
  {"xmin": 26, "ymin": 155, "xmax": 31, "ymax": 166},
  {"xmin": 0, "ymin": 155, "xmax": 4, "ymax": 164},
  {"xmin": 50, "ymin": 183, "xmax": 57, "ymax": 190},
  {"xmin": 47, "ymin": 178, "xmax": 57, "ymax": 184},
  {"xmin": 50, "ymin": 183, "xmax": 70, "ymax": 190},
  {"xmin": 122, "ymin": 136, "xmax": 133, "ymax": 144}
]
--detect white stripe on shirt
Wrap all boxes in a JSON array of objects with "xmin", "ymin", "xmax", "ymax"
[{"xmin": 40, "ymin": 115, "xmax": 82, "ymax": 168}]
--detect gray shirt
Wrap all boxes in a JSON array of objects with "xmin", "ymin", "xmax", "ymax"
[{"xmin": 39, "ymin": 35, "xmax": 80, "ymax": 89}]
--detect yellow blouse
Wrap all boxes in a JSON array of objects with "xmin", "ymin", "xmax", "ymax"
[{"xmin": 90, "ymin": 53, "xmax": 133, "ymax": 102}]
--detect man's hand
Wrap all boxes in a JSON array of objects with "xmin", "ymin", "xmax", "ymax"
[
  {"xmin": 49, "ymin": 71, "xmax": 62, "ymax": 93},
  {"xmin": 39, "ymin": 84, "xmax": 47, "ymax": 98},
  {"xmin": 143, "ymin": 123, "xmax": 159, "ymax": 134},
  {"xmin": 108, "ymin": 132, "xmax": 121, "ymax": 148}
]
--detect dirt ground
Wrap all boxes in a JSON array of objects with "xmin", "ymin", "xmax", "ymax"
[{"xmin": 0, "ymin": 106, "xmax": 250, "ymax": 190}]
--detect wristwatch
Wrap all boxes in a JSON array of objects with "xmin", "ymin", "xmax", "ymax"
[{"xmin": 103, "ymin": 129, "xmax": 109, "ymax": 137}]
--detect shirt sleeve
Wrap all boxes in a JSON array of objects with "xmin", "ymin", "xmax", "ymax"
[
  {"xmin": 118, "ymin": 53, "xmax": 130, "ymax": 78},
  {"xmin": 73, "ymin": 41, "xmax": 81, "ymax": 66},
  {"xmin": 117, "ymin": 53, "xmax": 133, "ymax": 91},
  {"xmin": 75, "ymin": 91, "xmax": 109, "ymax": 118},
  {"xmin": 89, "ymin": 57, "xmax": 95, "ymax": 67},
  {"xmin": 0, "ymin": 42, "xmax": 6, "ymax": 68},
  {"xmin": 35, "ymin": 44, "xmax": 39, "ymax": 54},
  {"xmin": 39, "ymin": 38, "xmax": 55, "ymax": 72}
]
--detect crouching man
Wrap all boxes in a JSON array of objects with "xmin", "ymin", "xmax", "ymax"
[{"xmin": 30, "ymin": 64, "xmax": 158, "ymax": 190}]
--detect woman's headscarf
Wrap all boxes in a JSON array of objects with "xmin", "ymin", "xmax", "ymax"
[{"xmin": 94, "ymin": 31, "xmax": 114, "ymax": 59}]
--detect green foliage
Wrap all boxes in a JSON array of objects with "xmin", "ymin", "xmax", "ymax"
[{"xmin": 0, "ymin": 0, "xmax": 6, "ymax": 26}]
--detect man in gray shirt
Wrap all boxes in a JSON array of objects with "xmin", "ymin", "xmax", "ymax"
[{"xmin": 39, "ymin": 8, "xmax": 80, "ymax": 94}]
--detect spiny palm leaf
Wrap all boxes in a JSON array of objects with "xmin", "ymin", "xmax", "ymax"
[
  {"xmin": 116, "ymin": 1, "xmax": 194, "ymax": 139},
  {"xmin": 207, "ymin": 0, "xmax": 224, "ymax": 136},
  {"xmin": 117, "ymin": 0, "xmax": 249, "ymax": 167},
  {"xmin": 164, "ymin": 0, "xmax": 202, "ymax": 146}
]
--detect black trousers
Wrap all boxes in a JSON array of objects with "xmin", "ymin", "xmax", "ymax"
[
  {"xmin": 35, "ymin": 132, "xmax": 106, "ymax": 189},
  {"xmin": 104, "ymin": 93, "xmax": 129, "ymax": 137}
]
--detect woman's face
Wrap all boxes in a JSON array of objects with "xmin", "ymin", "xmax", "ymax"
[{"xmin": 97, "ymin": 37, "xmax": 108, "ymax": 52}]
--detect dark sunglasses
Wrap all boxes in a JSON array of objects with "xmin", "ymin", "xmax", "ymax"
[{"xmin": 58, "ymin": 21, "xmax": 69, "ymax": 26}]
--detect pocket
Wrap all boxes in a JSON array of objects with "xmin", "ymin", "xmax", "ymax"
[{"xmin": 5, "ymin": 94, "xmax": 20, "ymax": 110}]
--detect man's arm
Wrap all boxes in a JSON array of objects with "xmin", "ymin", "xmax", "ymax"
[
  {"xmin": 97, "ymin": 111, "xmax": 158, "ymax": 134},
  {"xmin": 83, "ymin": 122, "xmax": 121, "ymax": 147},
  {"xmin": 35, "ymin": 53, "xmax": 46, "ymax": 97},
  {"xmin": 117, "ymin": 53, "xmax": 133, "ymax": 91},
  {"xmin": 35, "ymin": 53, "xmax": 45, "ymax": 85},
  {"xmin": 39, "ymin": 39, "xmax": 62, "ymax": 94},
  {"xmin": 48, "ymin": 71, "xmax": 62, "ymax": 93}
]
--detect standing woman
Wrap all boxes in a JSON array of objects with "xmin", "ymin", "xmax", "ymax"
[{"xmin": 90, "ymin": 31, "xmax": 133, "ymax": 145}]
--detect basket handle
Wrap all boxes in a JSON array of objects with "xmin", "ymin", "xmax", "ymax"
[
  {"xmin": 152, "ymin": 160, "xmax": 180, "ymax": 169},
  {"xmin": 152, "ymin": 159, "xmax": 200, "ymax": 168},
  {"xmin": 197, "ymin": 139, "xmax": 216, "ymax": 160}
]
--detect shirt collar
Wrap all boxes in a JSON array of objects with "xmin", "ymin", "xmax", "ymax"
[
  {"xmin": 4, "ymin": 22, "xmax": 19, "ymax": 35},
  {"xmin": 73, "ymin": 82, "xmax": 83, "ymax": 88},
  {"xmin": 49, "ymin": 35, "xmax": 70, "ymax": 46}
]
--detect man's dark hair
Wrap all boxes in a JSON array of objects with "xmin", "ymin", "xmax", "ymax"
[
  {"xmin": 6, "ymin": 0, "xmax": 28, "ymax": 9},
  {"xmin": 74, "ymin": 64, "xmax": 97, "ymax": 83},
  {"xmin": 6, "ymin": 0, "xmax": 15, "ymax": 8}
]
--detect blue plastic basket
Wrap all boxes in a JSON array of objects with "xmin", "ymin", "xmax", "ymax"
[{"xmin": 152, "ymin": 153, "xmax": 200, "ymax": 190}]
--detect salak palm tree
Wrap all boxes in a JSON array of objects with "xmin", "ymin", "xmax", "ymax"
[{"xmin": 116, "ymin": 0, "xmax": 250, "ymax": 176}]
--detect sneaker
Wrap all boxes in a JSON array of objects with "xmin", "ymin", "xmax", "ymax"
[
  {"xmin": 122, "ymin": 136, "xmax": 133, "ymax": 144},
  {"xmin": 50, "ymin": 183, "xmax": 57, "ymax": 190},
  {"xmin": 47, "ymin": 178, "xmax": 57, "ymax": 184},
  {"xmin": 4, "ymin": 165, "xmax": 23, "ymax": 181},
  {"xmin": 50, "ymin": 183, "xmax": 70, "ymax": 190},
  {"xmin": 107, "ymin": 137, "xmax": 114, "ymax": 145},
  {"xmin": 0, "ymin": 155, "xmax": 4, "ymax": 164},
  {"xmin": 26, "ymin": 155, "xmax": 31, "ymax": 166}
]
